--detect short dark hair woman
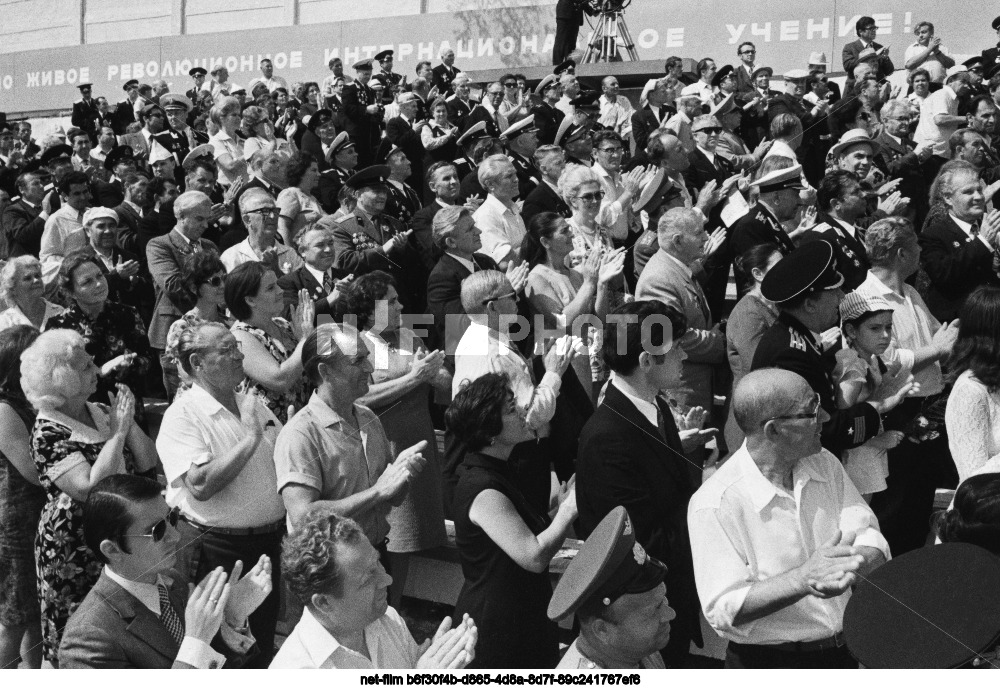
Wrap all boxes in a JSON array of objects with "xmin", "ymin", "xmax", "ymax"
[{"xmin": 936, "ymin": 473, "xmax": 1000, "ymax": 555}]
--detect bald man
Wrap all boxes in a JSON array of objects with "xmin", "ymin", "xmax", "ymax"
[{"xmin": 688, "ymin": 369, "xmax": 889, "ymax": 669}]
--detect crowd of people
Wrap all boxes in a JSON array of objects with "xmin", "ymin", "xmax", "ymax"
[{"xmin": 3, "ymin": 11, "xmax": 1000, "ymax": 671}]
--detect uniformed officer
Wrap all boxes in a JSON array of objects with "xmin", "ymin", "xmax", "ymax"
[
  {"xmin": 381, "ymin": 144, "xmax": 422, "ymax": 225},
  {"xmin": 844, "ymin": 542, "xmax": 1000, "ymax": 668},
  {"xmin": 532, "ymin": 74, "xmax": 565, "ymax": 146},
  {"xmin": 556, "ymin": 120, "xmax": 594, "ymax": 167},
  {"xmin": 371, "ymin": 50, "xmax": 403, "ymax": 105},
  {"xmin": 454, "ymin": 121, "xmax": 490, "ymax": 181},
  {"xmin": 501, "ymin": 116, "xmax": 540, "ymax": 199},
  {"xmin": 751, "ymin": 240, "xmax": 881, "ymax": 458},
  {"xmin": 315, "ymin": 132, "xmax": 358, "ymax": 214},
  {"xmin": 342, "ymin": 58, "xmax": 383, "ymax": 168},
  {"xmin": 71, "ymin": 83, "xmax": 101, "ymax": 145},
  {"xmin": 186, "ymin": 67, "xmax": 208, "ymax": 103},
  {"xmin": 548, "ymin": 507, "xmax": 673, "ymax": 670},
  {"xmin": 111, "ymin": 80, "xmax": 140, "ymax": 136}
]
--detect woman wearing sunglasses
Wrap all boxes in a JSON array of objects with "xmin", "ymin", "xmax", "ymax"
[{"xmin": 20, "ymin": 329, "xmax": 159, "ymax": 666}]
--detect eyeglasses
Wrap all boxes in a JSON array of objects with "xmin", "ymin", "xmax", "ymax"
[
  {"xmin": 741, "ymin": 49, "xmax": 756, "ymax": 54},
  {"xmin": 598, "ymin": 147, "xmax": 624, "ymax": 155},
  {"xmin": 205, "ymin": 340, "xmax": 243, "ymax": 358},
  {"xmin": 762, "ymin": 393, "xmax": 822, "ymax": 426},
  {"xmin": 203, "ymin": 275, "xmax": 225, "ymax": 287},
  {"xmin": 246, "ymin": 207, "xmax": 279, "ymax": 218},
  {"xmin": 577, "ymin": 191, "xmax": 606, "ymax": 202},
  {"xmin": 482, "ymin": 291, "xmax": 517, "ymax": 305},
  {"xmin": 127, "ymin": 507, "xmax": 180, "ymax": 543},
  {"xmin": 503, "ymin": 82, "xmax": 517, "ymax": 88}
]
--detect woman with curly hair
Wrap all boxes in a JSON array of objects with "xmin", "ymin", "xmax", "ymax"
[
  {"xmin": 277, "ymin": 152, "xmax": 326, "ymax": 245},
  {"xmin": 21, "ymin": 329, "xmax": 158, "ymax": 665}
]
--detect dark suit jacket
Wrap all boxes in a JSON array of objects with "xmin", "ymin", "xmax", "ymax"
[
  {"xmin": 277, "ymin": 264, "xmax": 350, "ymax": 318},
  {"xmin": 982, "ymin": 47, "xmax": 1000, "ymax": 73},
  {"xmin": 385, "ymin": 116, "xmax": 426, "ymax": 190},
  {"xmin": 342, "ymin": 82, "xmax": 381, "ymax": 163},
  {"xmin": 463, "ymin": 105, "xmax": 502, "ymax": 138},
  {"xmin": 299, "ymin": 130, "xmax": 329, "ymax": 172},
  {"xmin": 732, "ymin": 63, "xmax": 757, "ymax": 97},
  {"xmin": 410, "ymin": 199, "xmax": 451, "ymax": 272},
  {"xmin": 576, "ymin": 383, "xmax": 703, "ymax": 657},
  {"xmin": 432, "ymin": 64, "xmax": 462, "ymax": 97},
  {"xmin": 316, "ymin": 166, "xmax": 351, "ymax": 215},
  {"xmin": 919, "ymin": 211, "xmax": 1000, "ymax": 321},
  {"xmin": 520, "ymin": 181, "xmax": 570, "ymax": 228},
  {"xmin": 810, "ymin": 212, "xmax": 870, "ymax": 292},
  {"xmin": 59, "ymin": 569, "xmax": 252, "ymax": 669},
  {"xmin": 533, "ymin": 102, "xmax": 565, "ymax": 147},
  {"xmin": 111, "ymin": 99, "xmax": 137, "ymax": 136},
  {"xmin": 630, "ymin": 104, "xmax": 673, "ymax": 155},
  {"xmin": 146, "ymin": 231, "xmax": 218, "ymax": 349},
  {"xmin": 426, "ymin": 252, "xmax": 498, "ymax": 351},
  {"xmin": 873, "ymin": 131, "xmax": 927, "ymax": 216},
  {"xmin": 137, "ymin": 208, "xmax": 167, "ymax": 257},
  {"xmin": 92, "ymin": 178, "xmax": 125, "ymax": 208},
  {"xmin": 2, "ymin": 198, "xmax": 45, "ymax": 258},
  {"xmin": 842, "ymin": 39, "xmax": 895, "ymax": 91},
  {"xmin": 72, "ymin": 99, "xmax": 100, "ymax": 139},
  {"xmin": 446, "ymin": 97, "xmax": 473, "ymax": 133},
  {"xmin": 83, "ymin": 245, "xmax": 154, "ymax": 321},
  {"xmin": 113, "ymin": 202, "xmax": 143, "ymax": 255}
]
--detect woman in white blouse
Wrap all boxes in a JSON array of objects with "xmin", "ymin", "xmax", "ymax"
[
  {"xmin": 421, "ymin": 98, "xmax": 460, "ymax": 166},
  {"xmin": 208, "ymin": 96, "xmax": 247, "ymax": 187},
  {"xmin": 946, "ymin": 286, "xmax": 1000, "ymax": 482},
  {"xmin": 277, "ymin": 152, "xmax": 326, "ymax": 245},
  {"xmin": 0, "ymin": 256, "xmax": 63, "ymax": 330}
]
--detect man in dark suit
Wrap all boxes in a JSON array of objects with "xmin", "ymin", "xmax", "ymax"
[
  {"xmin": 732, "ymin": 42, "xmax": 758, "ymax": 97},
  {"xmin": 384, "ymin": 93, "xmax": 427, "ymax": 192},
  {"xmin": 59, "ymin": 474, "xmax": 264, "ymax": 669},
  {"xmin": 71, "ymin": 83, "xmax": 100, "ymax": 145},
  {"xmin": 91, "ymin": 145, "xmax": 137, "ymax": 208},
  {"xmin": 809, "ymin": 170, "xmax": 871, "ymax": 292},
  {"xmin": 341, "ymin": 59, "xmax": 383, "ymax": 168},
  {"xmin": 446, "ymin": 75, "xmax": 474, "ymax": 132},
  {"xmin": 2, "ymin": 169, "xmax": 51, "ymax": 258},
  {"xmin": 371, "ymin": 50, "xmax": 404, "ymax": 105},
  {"xmin": 315, "ymin": 132, "xmax": 358, "ymax": 215},
  {"xmin": 576, "ymin": 300, "xmax": 704, "ymax": 667},
  {"xmin": 411, "ymin": 161, "xmax": 470, "ymax": 272},
  {"xmin": 146, "ymin": 190, "xmax": 219, "ymax": 399},
  {"xmin": 464, "ymin": 84, "xmax": 504, "ymax": 139},
  {"xmin": 138, "ymin": 176, "xmax": 180, "ymax": 255},
  {"xmin": 186, "ymin": 67, "xmax": 207, "ymax": 103},
  {"xmin": 112, "ymin": 170, "xmax": 150, "ymax": 256},
  {"xmin": 919, "ymin": 165, "xmax": 1000, "ymax": 321},
  {"xmin": 532, "ymin": 75, "xmax": 565, "ymax": 147},
  {"xmin": 521, "ymin": 145, "xmax": 570, "ymax": 227},
  {"xmin": 382, "ymin": 146, "xmax": 423, "ymax": 226},
  {"xmin": 874, "ymin": 101, "xmax": 932, "ymax": 227},
  {"xmin": 432, "ymin": 49, "xmax": 463, "ymax": 97},
  {"xmin": 426, "ymin": 204, "xmax": 499, "ymax": 352},
  {"xmin": 80, "ymin": 206, "xmax": 153, "ymax": 323},
  {"xmin": 842, "ymin": 16, "xmax": 895, "ymax": 93},
  {"xmin": 278, "ymin": 224, "xmax": 351, "ymax": 321},
  {"xmin": 752, "ymin": 241, "xmax": 881, "ymax": 459},
  {"xmin": 553, "ymin": 0, "xmax": 593, "ymax": 65},
  {"xmin": 502, "ymin": 117, "xmax": 540, "ymax": 200},
  {"xmin": 981, "ymin": 16, "xmax": 1000, "ymax": 74},
  {"xmin": 111, "ymin": 80, "xmax": 140, "ymax": 137}
]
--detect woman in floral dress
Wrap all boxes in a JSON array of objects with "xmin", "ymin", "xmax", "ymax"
[{"xmin": 21, "ymin": 329, "xmax": 159, "ymax": 665}]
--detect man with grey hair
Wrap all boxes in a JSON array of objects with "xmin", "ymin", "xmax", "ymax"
[
  {"xmin": 915, "ymin": 70, "xmax": 973, "ymax": 158},
  {"xmin": 221, "ymin": 187, "xmax": 303, "ymax": 275},
  {"xmin": 874, "ymin": 99, "xmax": 932, "ymax": 225},
  {"xmin": 278, "ymin": 225, "xmax": 351, "ymax": 318},
  {"xmin": 635, "ymin": 208, "xmax": 726, "ymax": 457},
  {"xmin": 665, "ymin": 94, "xmax": 701, "ymax": 154},
  {"xmin": 146, "ymin": 189, "xmax": 219, "ymax": 398},
  {"xmin": 471, "ymin": 154, "xmax": 526, "ymax": 267},
  {"xmin": 522, "ymin": 145, "xmax": 570, "ymax": 225},
  {"xmin": 433, "ymin": 47, "xmax": 463, "ymax": 97},
  {"xmin": 599, "ymin": 76, "xmax": 635, "ymax": 139},
  {"xmin": 446, "ymin": 73, "xmax": 474, "ymax": 130},
  {"xmin": 385, "ymin": 92, "xmax": 427, "ymax": 191},
  {"xmin": 556, "ymin": 73, "xmax": 581, "ymax": 117},
  {"xmin": 631, "ymin": 77, "xmax": 677, "ymax": 154},
  {"xmin": 689, "ymin": 368, "xmax": 889, "ymax": 669}
]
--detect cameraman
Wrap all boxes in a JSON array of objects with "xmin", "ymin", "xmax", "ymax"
[{"xmin": 554, "ymin": 0, "xmax": 596, "ymax": 65}]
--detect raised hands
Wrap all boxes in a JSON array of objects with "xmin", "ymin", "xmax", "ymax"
[
  {"xmin": 542, "ymin": 335, "xmax": 575, "ymax": 376},
  {"xmin": 108, "ymin": 384, "xmax": 136, "ymax": 439},
  {"xmin": 185, "ymin": 567, "xmax": 232, "ymax": 644},
  {"xmin": 799, "ymin": 530, "xmax": 864, "ymax": 599},
  {"xmin": 410, "ymin": 347, "xmax": 447, "ymax": 384},
  {"xmin": 292, "ymin": 288, "xmax": 316, "ymax": 340},
  {"xmin": 505, "ymin": 260, "xmax": 529, "ymax": 294},
  {"xmin": 375, "ymin": 440, "xmax": 429, "ymax": 502},
  {"xmin": 416, "ymin": 614, "xmax": 478, "ymax": 670},
  {"xmin": 225, "ymin": 556, "xmax": 273, "ymax": 626},
  {"xmin": 598, "ymin": 247, "xmax": 626, "ymax": 285}
]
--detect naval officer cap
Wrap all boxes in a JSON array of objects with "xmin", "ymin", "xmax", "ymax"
[
  {"xmin": 547, "ymin": 507, "xmax": 667, "ymax": 623},
  {"xmin": 347, "ymin": 165, "xmax": 391, "ymax": 191},
  {"xmin": 353, "ymin": 58, "xmax": 374, "ymax": 71},
  {"xmin": 751, "ymin": 164, "xmax": 806, "ymax": 194},
  {"xmin": 374, "ymin": 50, "xmax": 394, "ymax": 62},
  {"xmin": 761, "ymin": 239, "xmax": 844, "ymax": 304}
]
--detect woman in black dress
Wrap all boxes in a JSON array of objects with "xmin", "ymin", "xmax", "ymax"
[{"xmin": 446, "ymin": 373, "xmax": 578, "ymax": 669}]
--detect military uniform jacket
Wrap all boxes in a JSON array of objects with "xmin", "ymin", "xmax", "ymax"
[
  {"xmin": 810, "ymin": 212, "xmax": 870, "ymax": 292},
  {"xmin": 463, "ymin": 104, "xmax": 502, "ymax": 138},
  {"xmin": 432, "ymin": 64, "xmax": 462, "ymax": 97},
  {"xmin": 751, "ymin": 311, "xmax": 881, "ymax": 458},
  {"xmin": 342, "ymin": 82, "xmax": 382, "ymax": 162},
  {"xmin": 315, "ymin": 166, "xmax": 351, "ymax": 215},
  {"xmin": 384, "ymin": 180, "xmax": 422, "ymax": 226},
  {"xmin": 521, "ymin": 180, "xmax": 570, "ymax": 227},
  {"xmin": 446, "ymin": 96, "xmax": 473, "ymax": 132},
  {"xmin": 371, "ymin": 71, "xmax": 403, "ymax": 104},
  {"xmin": 729, "ymin": 202, "xmax": 796, "ymax": 267},
  {"xmin": 111, "ymin": 99, "xmax": 137, "ymax": 136},
  {"xmin": 557, "ymin": 639, "xmax": 664, "ymax": 670},
  {"xmin": 533, "ymin": 102, "xmax": 565, "ymax": 147},
  {"xmin": 508, "ymin": 150, "xmax": 539, "ymax": 200},
  {"xmin": 72, "ymin": 98, "xmax": 101, "ymax": 139}
]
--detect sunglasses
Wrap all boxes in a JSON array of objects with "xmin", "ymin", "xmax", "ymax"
[
  {"xmin": 503, "ymin": 82, "xmax": 518, "ymax": 88},
  {"xmin": 578, "ymin": 191, "xmax": 606, "ymax": 202},
  {"xmin": 129, "ymin": 507, "xmax": 180, "ymax": 543}
]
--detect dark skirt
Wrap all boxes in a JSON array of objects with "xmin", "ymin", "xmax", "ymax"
[{"xmin": 0, "ymin": 454, "xmax": 45, "ymax": 627}]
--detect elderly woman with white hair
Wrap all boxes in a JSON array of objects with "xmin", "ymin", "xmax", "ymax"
[
  {"xmin": 21, "ymin": 329, "xmax": 158, "ymax": 665},
  {"xmin": 471, "ymin": 154, "xmax": 527, "ymax": 268},
  {"xmin": 0, "ymin": 256, "xmax": 64, "ymax": 330},
  {"xmin": 209, "ymin": 96, "xmax": 247, "ymax": 187}
]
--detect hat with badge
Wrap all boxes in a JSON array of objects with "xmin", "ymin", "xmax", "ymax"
[
  {"xmin": 103, "ymin": 144, "xmax": 135, "ymax": 171},
  {"xmin": 631, "ymin": 168, "xmax": 672, "ymax": 213},
  {"xmin": 379, "ymin": 144, "xmax": 406, "ymax": 164},
  {"xmin": 690, "ymin": 114, "xmax": 724, "ymax": 133},
  {"xmin": 751, "ymin": 163, "xmax": 806, "ymax": 193},
  {"xmin": 139, "ymin": 102, "xmax": 164, "ymax": 120},
  {"xmin": 189, "ymin": 67, "xmax": 208, "ymax": 78},
  {"xmin": 122, "ymin": 80, "xmax": 139, "ymax": 92},
  {"xmin": 548, "ymin": 507, "xmax": 667, "ymax": 623},
  {"xmin": 77, "ymin": 83, "xmax": 93, "ymax": 91},
  {"xmin": 456, "ymin": 121, "xmax": 489, "ymax": 147},
  {"xmin": 160, "ymin": 93, "xmax": 193, "ymax": 111},
  {"xmin": 964, "ymin": 56, "xmax": 985, "ymax": 71},
  {"xmin": 987, "ymin": 63, "xmax": 1000, "ymax": 82},
  {"xmin": 569, "ymin": 90, "xmax": 601, "ymax": 110},
  {"xmin": 82, "ymin": 207, "xmax": 119, "ymax": 226},
  {"xmin": 346, "ymin": 165, "xmax": 391, "ymax": 190},
  {"xmin": 500, "ymin": 116, "xmax": 538, "ymax": 140},
  {"xmin": 711, "ymin": 64, "xmax": 735, "ymax": 88},
  {"xmin": 750, "ymin": 66, "xmax": 773, "ymax": 81},
  {"xmin": 353, "ymin": 58, "xmax": 374, "ymax": 71},
  {"xmin": 830, "ymin": 128, "xmax": 881, "ymax": 159},
  {"xmin": 555, "ymin": 118, "xmax": 589, "ymax": 147},
  {"xmin": 306, "ymin": 109, "xmax": 333, "ymax": 132},
  {"xmin": 554, "ymin": 59, "xmax": 576, "ymax": 76},
  {"xmin": 709, "ymin": 92, "xmax": 736, "ymax": 118},
  {"xmin": 182, "ymin": 144, "xmax": 214, "ymax": 168},
  {"xmin": 839, "ymin": 291, "xmax": 893, "ymax": 324},
  {"xmin": 844, "ymin": 543, "xmax": 1000, "ymax": 668},
  {"xmin": 534, "ymin": 73, "xmax": 559, "ymax": 95},
  {"xmin": 39, "ymin": 144, "xmax": 74, "ymax": 167},
  {"xmin": 761, "ymin": 240, "xmax": 844, "ymax": 304},
  {"xmin": 374, "ymin": 49, "xmax": 394, "ymax": 63},
  {"xmin": 329, "ymin": 132, "xmax": 355, "ymax": 157}
]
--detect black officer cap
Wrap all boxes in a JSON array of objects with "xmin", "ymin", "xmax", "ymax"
[
  {"xmin": 554, "ymin": 59, "xmax": 576, "ymax": 76},
  {"xmin": 103, "ymin": 145, "xmax": 135, "ymax": 171},
  {"xmin": 993, "ymin": 15, "xmax": 1000, "ymax": 31},
  {"xmin": 374, "ymin": 50, "xmax": 394, "ymax": 62},
  {"xmin": 122, "ymin": 79, "xmax": 139, "ymax": 91},
  {"xmin": 189, "ymin": 67, "xmax": 207, "ymax": 78},
  {"xmin": 711, "ymin": 64, "xmax": 735, "ymax": 88},
  {"xmin": 569, "ymin": 90, "xmax": 601, "ymax": 109},
  {"xmin": 760, "ymin": 240, "xmax": 844, "ymax": 304},
  {"xmin": 39, "ymin": 144, "xmax": 73, "ymax": 167},
  {"xmin": 347, "ymin": 165, "xmax": 391, "ymax": 190},
  {"xmin": 306, "ymin": 109, "xmax": 333, "ymax": 132}
]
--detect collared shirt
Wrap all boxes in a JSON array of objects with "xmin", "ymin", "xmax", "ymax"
[
  {"xmin": 609, "ymin": 375, "xmax": 658, "ymax": 428},
  {"xmin": 688, "ymin": 442, "xmax": 890, "ymax": 644},
  {"xmin": 681, "ymin": 80, "xmax": 714, "ymax": 105},
  {"xmin": 904, "ymin": 41, "xmax": 951, "ymax": 83},
  {"xmin": 696, "ymin": 144, "xmax": 717, "ymax": 167},
  {"xmin": 259, "ymin": 75, "xmax": 288, "ymax": 92},
  {"xmin": 453, "ymin": 321, "xmax": 561, "ymax": 433},
  {"xmin": 208, "ymin": 130, "xmax": 244, "ymax": 186},
  {"xmin": 556, "ymin": 638, "xmax": 664, "ymax": 670},
  {"xmin": 304, "ymin": 263, "xmax": 327, "ymax": 287},
  {"xmin": 40, "ymin": 204, "xmax": 87, "ymax": 287},
  {"xmin": 591, "ymin": 162, "xmax": 633, "ymax": 241},
  {"xmin": 598, "ymin": 94, "xmax": 635, "ymax": 136},
  {"xmin": 270, "ymin": 606, "xmax": 418, "ymax": 669},
  {"xmin": 0, "ymin": 300, "xmax": 63, "ymax": 331},
  {"xmin": 156, "ymin": 384, "xmax": 286, "ymax": 528},
  {"xmin": 856, "ymin": 271, "xmax": 943, "ymax": 395},
  {"xmin": 220, "ymin": 237, "xmax": 303, "ymax": 275},
  {"xmin": 472, "ymin": 193, "xmax": 527, "ymax": 263},
  {"xmin": 445, "ymin": 252, "xmax": 476, "ymax": 274},
  {"xmin": 102, "ymin": 568, "xmax": 249, "ymax": 668},
  {"xmin": 273, "ymin": 392, "xmax": 393, "ymax": 543},
  {"xmin": 915, "ymin": 85, "xmax": 959, "ymax": 156}
]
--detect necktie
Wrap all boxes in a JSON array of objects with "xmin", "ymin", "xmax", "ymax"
[
  {"xmin": 323, "ymin": 270, "xmax": 334, "ymax": 293},
  {"xmin": 654, "ymin": 399, "xmax": 671, "ymax": 444},
  {"xmin": 158, "ymin": 583, "xmax": 185, "ymax": 647},
  {"xmin": 971, "ymin": 222, "xmax": 981, "ymax": 237}
]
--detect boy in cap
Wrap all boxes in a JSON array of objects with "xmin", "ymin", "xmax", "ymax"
[{"xmin": 549, "ymin": 507, "xmax": 674, "ymax": 669}]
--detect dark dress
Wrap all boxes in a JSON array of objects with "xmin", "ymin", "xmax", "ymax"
[
  {"xmin": 0, "ymin": 395, "xmax": 45, "ymax": 629},
  {"xmin": 31, "ymin": 404, "xmax": 136, "ymax": 663},
  {"xmin": 452, "ymin": 452, "xmax": 558, "ymax": 669}
]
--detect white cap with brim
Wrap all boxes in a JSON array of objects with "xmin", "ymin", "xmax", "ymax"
[
  {"xmin": 632, "ymin": 169, "xmax": 668, "ymax": 213},
  {"xmin": 808, "ymin": 52, "xmax": 829, "ymax": 66},
  {"xmin": 534, "ymin": 74, "xmax": 558, "ymax": 95},
  {"xmin": 500, "ymin": 116, "xmax": 537, "ymax": 140},
  {"xmin": 751, "ymin": 164, "xmax": 807, "ymax": 194},
  {"xmin": 553, "ymin": 116, "xmax": 575, "ymax": 147},
  {"xmin": 83, "ymin": 207, "xmax": 120, "ymax": 226},
  {"xmin": 639, "ymin": 78, "xmax": 658, "ymax": 107},
  {"xmin": 456, "ymin": 121, "xmax": 488, "ymax": 147},
  {"xmin": 182, "ymin": 143, "xmax": 215, "ymax": 167}
]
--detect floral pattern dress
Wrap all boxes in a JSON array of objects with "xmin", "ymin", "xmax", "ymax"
[
  {"xmin": 46, "ymin": 301, "xmax": 152, "ymax": 415},
  {"xmin": 31, "ymin": 403, "xmax": 135, "ymax": 663},
  {"xmin": 232, "ymin": 318, "xmax": 307, "ymax": 423}
]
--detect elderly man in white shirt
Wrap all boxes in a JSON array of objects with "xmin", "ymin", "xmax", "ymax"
[
  {"xmin": 220, "ymin": 188, "xmax": 303, "ymax": 275},
  {"xmin": 688, "ymin": 368, "xmax": 890, "ymax": 669},
  {"xmin": 272, "ymin": 508, "xmax": 477, "ymax": 669},
  {"xmin": 471, "ymin": 154, "xmax": 528, "ymax": 268},
  {"xmin": 590, "ymin": 130, "xmax": 648, "ymax": 242},
  {"xmin": 914, "ymin": 70, "xmax": 972, "ymax": 158},
  {"xmin": 598, "ymin": 76, "xmax": 635, "ymax": 138}
]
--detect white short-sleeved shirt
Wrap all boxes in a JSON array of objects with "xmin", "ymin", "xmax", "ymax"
[
  {"xmin": 472, "ymin": 194, "xmax": 526, "ymax": 264},
  {"xmin": 208, "ymin": 131, "xmax": 245, "ymax": 186}
]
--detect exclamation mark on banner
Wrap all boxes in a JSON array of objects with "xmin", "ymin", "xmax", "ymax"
[{"xmin": 903, "ymin": 12, "xmax": 912, "ymax": 33}]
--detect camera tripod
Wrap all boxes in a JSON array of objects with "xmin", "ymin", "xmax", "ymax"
[{"xmin": 581, "ymin": 5, "xmax": 639, "ymax": 63}]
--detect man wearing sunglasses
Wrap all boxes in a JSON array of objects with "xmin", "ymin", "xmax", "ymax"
[
  {"xmin": 60, "ymin": 474, "xmax": 271, "ymax": 668},
  {"xmin": 751, "ymin": 240, "xmax": 881, "ymax": 459},
  {"xmin": 689, "ymin": 368, "xmax": 889, "ymax": 669}
]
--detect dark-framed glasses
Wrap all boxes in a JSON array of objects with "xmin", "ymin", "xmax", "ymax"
[{"xmin": 762, "ymin": 393, "xmax": 822, "ymax": 426}]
